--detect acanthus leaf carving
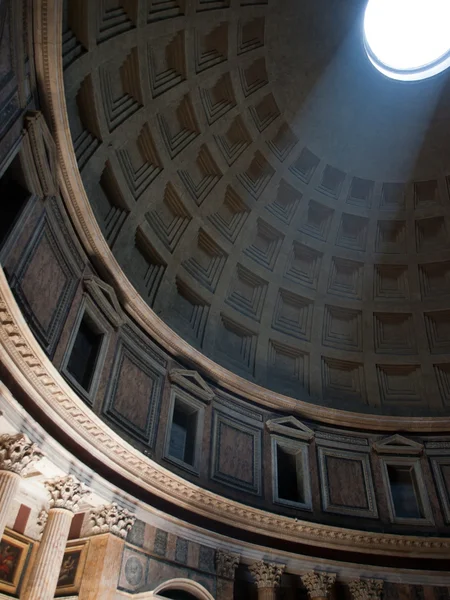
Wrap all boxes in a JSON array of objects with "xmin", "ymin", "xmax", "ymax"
[
  {"xmin": 45, "ymin": 475, "xmax": 89, "ymax": 512},
  {"xmin": 87, "ymin": 502, "xmax": 136, "ymax": 539},
  {"xmin": 215, "ymin": 550, "xmax": 240, "ymax": 580},
  {"xmin": 249, "ymin": 560, "xmax": 285, "ymax": 589},
  {"xmin": 301, "ymin": 571, "xmax": 336, "ymax": 598},
  {"xmin": 0, "ymin": 433, "xmax": 43, "ymax": 475},
  {"xmin": 349, "ymin": 579, "xmax": 384, "ymax": 600}
]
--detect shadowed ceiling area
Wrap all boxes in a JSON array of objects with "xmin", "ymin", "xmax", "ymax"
[{"xmin": 63, "ymin": 0, "xmax": 450, "ymax": 416}]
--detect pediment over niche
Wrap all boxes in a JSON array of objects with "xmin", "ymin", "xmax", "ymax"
[
  {"xmin": 169, "ymin": 369, "xmax": 215, "ymax": 403},
  {"xmin": 373, "ymin": 434, "xmax": 423, "ymax": 455},
  {"xmin": 23, "ymin": 111, "xmax": 58, "ymax": 198},
  {"xmin": 266, "ymin": 416, "xmax": 314, "ymax": 441},
  {"xmin": 83, "ymin": 276, "xmax": 125, "ymax": 328}
]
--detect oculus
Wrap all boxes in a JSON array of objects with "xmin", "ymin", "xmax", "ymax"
[{"xmin": 364, "ymin": 0, "xmax": 450, "ymax": 80}]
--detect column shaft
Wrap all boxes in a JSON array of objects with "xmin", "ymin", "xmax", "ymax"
[
  {"xmin": 0, "ymin": 471, "xmax": 21, "ymax": 540},
  {"xmin": 22, "ymin": 508, "xmax": 73, "ymax": 600},
  {"xmin": 258, "ymin": 588, "xmax": 276, "ymax": 600},
  {"xmin": 216, "ymin": 578, "xmax": 234, "ymax": 600}
]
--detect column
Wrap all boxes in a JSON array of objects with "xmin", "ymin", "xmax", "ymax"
[
  {"xmin": 301, "ymin": 571, "xmax": 336, "ymax": 600},
  {"xmin": 249, "ymin": 560, "xmax": 285, "ymax": 600},
  {"xmin": 215, "ymin": 550, "xmax": 240, "ymax": 600},
  {"xmin": 0, "ymin": 433, "xmax": 43, "ymax": 540},
  {"xmin": 78, "ymin": 503, "xmax": 135, "ymax": 600},
  {"xmin": 349, "ymin": 578, "xmax": 384, "ymax": 600},
  {"xmin": 21, "ymin": 475, "xmax": 89, "ymax": 600}
]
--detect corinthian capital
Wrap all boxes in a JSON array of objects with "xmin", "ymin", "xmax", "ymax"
[
  {"xmin": 0, "ymin": 433, "xmax": 43, "ymax": 475},
  {"xmin": 88, "ymin": 503, "xmax": 136, "ymax": 539},
  {"xmin": 301, "ymin": 571, "xmax": 336, "ymax": 598},
  {"xmin": 45, "ymin": 475, "xmax": 89, "ymax": 512},
  {"xmin": 249, "ymin": 560, "xmax": 285, "ymax": 589},
  {"xmin": 349, "ymin": 579, "xmax": 383, "ymax": 600},
  {"xmin": 216, "ymin": 550, "xmax": 240, "ymax": 580}
]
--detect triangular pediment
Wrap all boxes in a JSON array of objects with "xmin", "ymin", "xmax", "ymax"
[
  {"xmin": 169, "ymin": 369, "xmax": 215, "ymax": 403},
  {"xmin": 266, "ymin": 416, "xmax": 314, "ymax": 441},
  {"xmin": 373, "ymin": 434, "xmax": 423, "ymax": 455},
  {"xmin": 24, "ymin": 111, "xmax": 58, "ymax": 197},
  {"xmin": 83, "ymin": 276, "xmax": 125, "ymax": 328}
]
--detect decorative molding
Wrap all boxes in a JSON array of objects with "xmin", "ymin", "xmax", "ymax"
[
  {"xmin": 349, "ymin": 579, "xmax": 383, "ymax": 600},
  {"xmin": 266, "ymin": 416, "xmax": 314, "ymax": 441},
  {"xmin": 215, "ymin": 550, "xmax": 240, "ymax": 580},
  {"xmin": 9, "ymin": 211, "xmax": 80, "ymax": 357},
  {"xmin": 169, "ymin": 369, "xmax": 215, "ymax": 403},
  {"xmin": 83, "ymin": 276, "xmax": 125, "ymax": 328},
  {"xmin": 0, "ymin": 433, "xmax": 43, "ymax": 474},
  {"xmin": 249, "ymin": 560, "xmax": 285, "ymax": 588},
  {"xmin": 45, "ymin": 475, "xmax": 89, "ymax": 512},
  {"xmin": 301, "ymin": 571, "xmax": 336, "ymax": 598},
  {"xmin": 211, "ymin": 409, "xmax": 262, "ymax": 495},
  {"xmin": 29, "ymin": 0, "xmax": 450, "ymax": 435},
  {"xmin": 24, "ymin": 111, "xmax": 58, "ymax": 197},
  {"xmin": 373, "ymin": 434, "xmax": 423, "ymax": 455},
  {"xmin": 103, "ymin": 333, "xmax": 165, "ymax": 446},
  {"xmin": 0, "ymin": 0, "xmax": 447, "ymax": 564},
  {"xmin": 318, "ymin": 447, "xmax": 378, "ymax": 519},
  {"xmin": 88, "ymin": 503, "xmax": 135, "ymax": 539},
  {"xmin": 2, "ymin": 267, "xmax": 450, "ymax": 556}
]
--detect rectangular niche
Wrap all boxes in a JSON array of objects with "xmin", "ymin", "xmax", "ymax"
[
  {"xmin": 210, "ymin": 409, "xmax": 262, "ymax": 495},
  {"xmin": 164, "ymin": 387, "xmax": 205, "ymax": 475},
  {"xmin": 318, "ymin": 446, "xmax": 378, "ymax": 518},
  {"xmin": 381, "ymin": 457, "xmax": 434, "ymax": 525},
  {"xmin": 61, "ymin": 296, "xmax": 111, "ymax": 405},
  {"xmin": 103, "ymin": 334, "xmax": 165, "ymax": 447},
  {"xmin": 271, "ymin": 436, "xmax": 312, "ymax": 510}
]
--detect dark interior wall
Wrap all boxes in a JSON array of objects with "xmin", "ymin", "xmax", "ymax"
[
  {"xmin": 2, "ymin": 0, "xmax": 450, "ymax": 573},
  {"xmin": 2, "ymin": 176, "xmax": 450, "ymax": 539}
]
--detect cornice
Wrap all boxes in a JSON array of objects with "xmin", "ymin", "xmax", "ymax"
[
  {"xmin": 1, "ymin": 271, "xmax": 450, "ymax": 559},
  {"xmin": 30, "ymin": 0, "xmax": 450, "ymax": 433}
]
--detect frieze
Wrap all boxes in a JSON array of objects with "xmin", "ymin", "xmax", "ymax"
[{"xmin": 315, "ymin": 431, "xmax": 369, "ymax": 446}]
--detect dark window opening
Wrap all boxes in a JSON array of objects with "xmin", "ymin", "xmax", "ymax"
[
  {"xmin": 276, "ymin": 445, "xmax": 304, "ymax": 504},
  {"xmin": 168, "ymin": 400, "xmax": 198, "ymax": 466},
  {"xmin": 159, "ymin": 590, "xmax": 199, "ymax": 599},
  {"xmin": 0, "ymin": 155, "xmax": 31, "ymax": 249},
  {"xmin": 387, "ymin": 464, "xmax": 422, "ymax": 519},
  {"xmin": 67, "ymin": 314, "xmax": 103, "ymax": 391}
]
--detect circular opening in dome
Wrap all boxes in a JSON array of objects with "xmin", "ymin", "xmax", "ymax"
[{"xmin": 364, "ymin": 0, "xmax": 450, "ymax": 81}]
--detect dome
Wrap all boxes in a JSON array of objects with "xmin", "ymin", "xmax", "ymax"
[
  {"xmin": 2, "ymin": 2, "xmax": 450, "ymax": 597},
  {"xmin": 63, "ymin": 0, "xmax": 450, "ymax": 417}
]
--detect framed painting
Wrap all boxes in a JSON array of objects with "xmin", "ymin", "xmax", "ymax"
[
  {"xmin": 55, "ymin": 541, "xmax": 88, "ymax": 597},
  {"xmin": 0, "ymin": 532, "xmax": 32, "ymax": 595}
]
